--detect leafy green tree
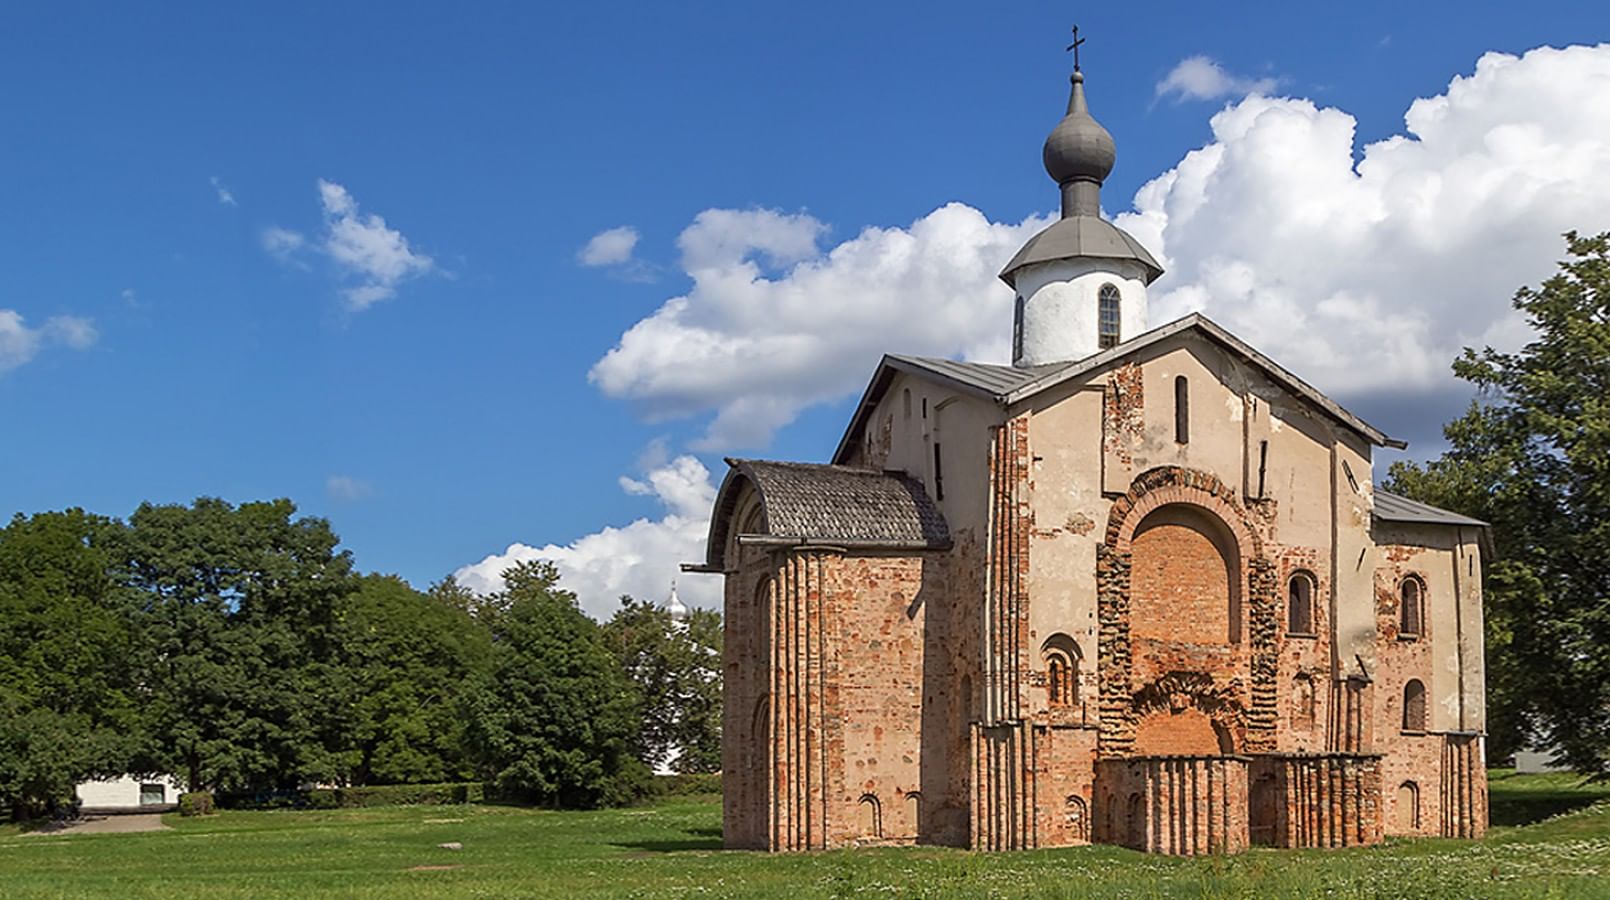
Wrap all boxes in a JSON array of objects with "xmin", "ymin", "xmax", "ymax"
[
  {"xmin": 334, "ymin": 574, "xmax": 492, "ymax": 785},
  {"xmin": 115, "ymin": 498, "xmax": 354, "ymax": 792},
  {"xmin": 466, "ymin": 561, "xmax": 650, "ymax": 807},
  {"xmin": 1387, "ymin": 231, "xmax": 1610, "ymax": 772},
  {"xmin": 602, "ymin": 596, "xmax": 722, "ymax": 773},
  {"xmin": 0, "ymin": 510, "xmax": 139, "ymax": 819}
]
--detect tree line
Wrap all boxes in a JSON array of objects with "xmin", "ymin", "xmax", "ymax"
[{"xmin": 0, "ymin": 498, "xmax": 720, "ymax": 820}]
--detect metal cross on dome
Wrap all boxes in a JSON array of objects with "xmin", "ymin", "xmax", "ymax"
[{"xmin": 1066, "ymin": 25, "xmax": 1086, "ymax": 71}]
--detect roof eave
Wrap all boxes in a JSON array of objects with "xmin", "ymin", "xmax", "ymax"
[{"xmin": 831, "ymin": 355, "xmax": 1008, "ymax": 464}]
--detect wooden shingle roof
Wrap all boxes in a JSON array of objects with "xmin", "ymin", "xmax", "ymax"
[{"xmin": 699, "ymin": 459, "xmax": 950, "ymax": 570}]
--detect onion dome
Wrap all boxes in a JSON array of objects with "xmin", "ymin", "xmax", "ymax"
[
  {"xmin": 1000, "ymin": 65, "xmax": 1164, "ymax": 288},
  {"xmin": 1042, "ymin": 71, "xmax": 1116, "ymax": 188},
  {"xmin": 666, "ymin": 580, "xmax": 688, "ymax": 625}
]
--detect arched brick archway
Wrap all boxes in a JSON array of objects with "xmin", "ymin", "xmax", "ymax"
[{"xmin": 1096, "ymin": 467, "xmax": 1279, "ymax": 757}]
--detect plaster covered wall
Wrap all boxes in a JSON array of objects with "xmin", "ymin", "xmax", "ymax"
[
  {"xmin": 1011, "ymin": 258, "xmax": 1150, "ymax": 366},
  {"xmin": 718, "ymin": 326, "xmax": 1488, "ymax": 853}
]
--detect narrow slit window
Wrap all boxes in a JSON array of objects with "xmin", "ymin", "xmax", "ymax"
[
  {"xmin": 1098, "ymin": 284, "xmax": 1121, "ymax": 349},
  {"xmin": 1013, "ymin": 295, "xmax": 1026, "ymax": 362},
  {"xmin": 1174, "ymin": 376, "xmax": 1190, "ymax": 444},
  {"xmin": 902, "ymin": 388, "xmax": 911, "ymax": 420},
  {"xmin": 932, "ymin": 443, "xmax": 944, "ymax": 501},
  {"xmin": 1257, "ymin": 440, "xmax": 1269, "ymax": 499},
  {"xmin": 1342, "ymin": 459, "xmax": 1360, "ymax": 493}
]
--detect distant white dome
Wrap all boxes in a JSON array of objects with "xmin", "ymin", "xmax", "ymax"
[{"xmin": 666, "ymin": 580, "xmax": 689, "ymax": 626}]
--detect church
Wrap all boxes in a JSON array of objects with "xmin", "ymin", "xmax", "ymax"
[{"xmin": 687, "ymin": 55, "xmax": 1489, "ymax": 855}]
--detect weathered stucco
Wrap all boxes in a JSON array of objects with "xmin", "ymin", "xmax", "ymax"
[{"xmin": 711, "ymin": 326, "xmax": 1486, "ymax": 853}]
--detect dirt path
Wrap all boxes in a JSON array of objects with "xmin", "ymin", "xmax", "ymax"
[{"xmin": 19, "ymin": 813, "xmax": 171, "ymax": 837}]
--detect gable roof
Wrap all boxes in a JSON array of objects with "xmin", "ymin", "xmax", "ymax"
[
  {"xmin": 1372, "ymin": 489, "xmax": 1487, "ymax": 528},
  {"xmin": 699, "ymin": 459, "xmax": 950, "ymax": 570},
  {"xmin": 832, "ymin": 313, "xmax": 1404, "ymax": 463}
]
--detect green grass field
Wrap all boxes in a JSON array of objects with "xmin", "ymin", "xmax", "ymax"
[{"xmin": 2, "ymin": 772, "xmax": 1607, "ymax": 899}]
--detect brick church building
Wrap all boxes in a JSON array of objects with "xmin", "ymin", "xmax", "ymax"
[{"xmin": 687, "ymin": 58, "xmax": 1489, "ymax": 855}]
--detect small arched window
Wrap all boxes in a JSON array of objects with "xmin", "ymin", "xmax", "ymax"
[
  {"xmin": 1174, "ymin": 376, "xmax": 1190, "ymax": 444},
  {"xmin": 1042, "ymin": 634, "xmax": 1080, "ymax": 708},
  {"xmin": 1288, "ymin": 572, "xmax": 1316, "ymax": 636},
  {"xmin": 1098, "ymin": 283, "xmax": 1121, "ymax": 349},
  {"xmin": 1399, "ymin": 576, "xmax": 1424, "ymax": 638},
  {"xmin": 1402, "ymin": 679, "xmax": 1427, "ymax": 733}
]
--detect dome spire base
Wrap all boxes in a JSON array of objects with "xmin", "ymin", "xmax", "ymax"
[{"xmin": 1061, "ymin": 180, "xmax": 1101, "ymax": 218}]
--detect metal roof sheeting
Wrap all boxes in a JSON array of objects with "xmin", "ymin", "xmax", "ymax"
[
  {"xmin": 883, "ymin": 355, "xmax": 1060, "ymax": 398},
  {"xmin": 1373, "ymin": 489, "xmax": 1487, "ymax": 528},
  {"xmin": 999, "ymin": 215, "xmax": 1164, "ymax": 287},
  {"xmin": 834, "ymin": 313, "xmax": 1403, "ymax": 463}
]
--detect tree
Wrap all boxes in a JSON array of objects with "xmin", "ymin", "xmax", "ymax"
[
  {"xmin": 115, "ymin": 498, "xmax": 355, "ymax": 793},
  {"xmin": 466, "ymin": 561, "xmax": 650, "ymax": 807},
  {"xmin": 1387, "ymin": 231, "xmax": 1610, "ymax": 773},
  {"xmin": 333, "ymin": 575, "xmax": 491, "ymax": 785},
  {"xmin": 0, "ymin": 510, "xmax": 139, "ymax": 819},
  {"xmin": 602, "ymin": 596, "xmax": 722, "ymax": 773}
]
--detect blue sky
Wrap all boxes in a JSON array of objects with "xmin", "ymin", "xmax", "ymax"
[{"xmin": 3, "ymin": 2, "xmax": 1607, "ymax": 614}]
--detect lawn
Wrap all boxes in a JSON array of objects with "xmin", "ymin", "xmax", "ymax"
[{"xmin": 2, "ymin": 772, "xmax": 1608, "ymax": 899}]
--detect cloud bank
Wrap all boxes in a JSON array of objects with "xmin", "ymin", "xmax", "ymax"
[
  {"xmin": 591, "ymin": 44, "xmax": 1610, "ymax": 450},
  {"xmin": 452, "ymin": 454, "xmax": 719, "ymax": 619},
  {"xmin": 590, "ymin": 204, "xmax": 1048, "ymax": 448}
]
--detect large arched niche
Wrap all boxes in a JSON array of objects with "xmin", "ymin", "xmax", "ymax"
[
  {"xmin": 1129, "ymin": 503, "xmax": 1241, "ymax": 644},
  {"xmin": 1096, "ymin": 466, "xmax": 1277, "ymax": 756}
]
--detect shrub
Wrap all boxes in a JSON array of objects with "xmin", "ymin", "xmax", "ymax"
[
  {"xmin": 177, "ymin": 792, "xmax": 215, "ymax": 817},
  {"xmin": 304, "ymin": 789, "xmax": 339, "ymax": 810},
  {"xmin": 655, "ymin": 772, "xmax": 722, "ymax": 797},
  {"xmin": 215, "ymin": 782, "xmax": 487, "ymax": 811},
  {"xmin": 334, "ymin": 783, "xmax": 485, "ymax": 808}
]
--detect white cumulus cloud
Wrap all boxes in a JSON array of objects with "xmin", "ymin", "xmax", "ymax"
[
  {"xmin": 452, "ymin": 454, "xmax": 720, "ymax": 619},
  {"xmin": 318, "ymin": 180, "xmax": 435, "ymax": 310},
  {"xmin": 263, "ymin": 181, "xmax": 434, "ymax": 310},
  {"xmin": 1156, "ymin": 55, "xmax": 1279, "ymax": 102},
  {"xmin": 590, "ymin": 204, "xmax": 1048, "ymax": 448},
  {"xmin": 578, "ymin": 226, "xmax": 641, "ymax": 267},
  {"xmin": 0, "ymin": 310, "xmax": 98, "ymax": 373},
  {"xmin": 1119, "ymin": 43, "xmax": 1610, "ymax": 399}
]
